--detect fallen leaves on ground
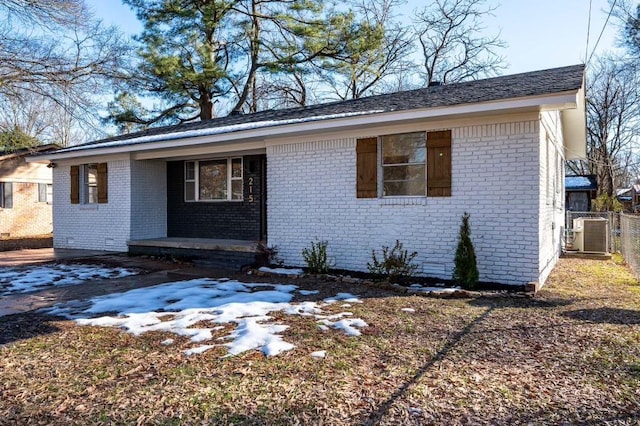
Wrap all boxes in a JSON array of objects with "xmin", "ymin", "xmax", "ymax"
[{"xmin": 1, "ymin": 257, "xmax": 639, "ymax": 425}]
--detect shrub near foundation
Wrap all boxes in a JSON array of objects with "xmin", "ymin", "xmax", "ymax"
[
  {"xmin": 452, "ymin": 212, "xmax": 479, "ymax": 289},
  {"xmin": 302, "ymin": 240, "xmax": 329, "ymax": 274},
  {"xmin": 367, "ymin": 240, "xmax": 418, "ymax": 284}
]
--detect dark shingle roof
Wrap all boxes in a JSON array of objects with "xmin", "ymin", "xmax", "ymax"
[{"xmin": 60, "ymin": 64, "xmax": 585, "ymax": 153}]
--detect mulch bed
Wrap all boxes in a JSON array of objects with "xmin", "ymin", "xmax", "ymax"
[{"xmin": 1, "ymin": 256, "xmax": 639, "ymax": 425}]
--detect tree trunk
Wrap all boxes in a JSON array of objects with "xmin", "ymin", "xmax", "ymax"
[{"xmin": 199, "ymin": 91, "xmax": 214, "ymax": 120}]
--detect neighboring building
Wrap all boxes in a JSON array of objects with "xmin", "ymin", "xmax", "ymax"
[
  {"xmin": 616, "ymin": 184, "xmax": 640, "ymax": 212},
  {"xmin": 565, "ymin": 175, "xmax": 597, "ymax": 211},
  {"xmin": 29, "ymin": 65, "xmax": 586, "ymax": 287},
  {"xmin": 0, "ymin": 144, "xmax": 58, "ymax": 238}
]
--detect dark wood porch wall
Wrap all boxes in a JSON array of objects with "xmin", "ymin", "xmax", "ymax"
[{"xmin": 166, "ymin": 155, "xmax": 264, "ymax": 241}]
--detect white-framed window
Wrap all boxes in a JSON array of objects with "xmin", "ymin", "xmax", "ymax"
[
  {"xmin": 83, "ymin": 163, "xmax": 98, "ymax": 204},
  {"xmin": 38, "ymin": 183, "xmax": 53, "ymax": 204},
  {"xmin": 381, "ymin": 132, "xmax": 427, "ymax": 197},
  {"xmin": 70, "ymin": 163, "xmax": 107, "ymax": 205},
  {"xmin": 0, "ymin": 182, "xmax": 13, "ymax": 209},
  {"xmin": 185, "ymin": 158, "xmax": 243, "ymax": 202},
  {"xmin": 356, "ymin": 130, "xmax": 451, "ymax": 199}
]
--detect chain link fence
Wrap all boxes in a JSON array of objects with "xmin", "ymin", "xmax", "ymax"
[
  {"xmin": 620, "ymin": 214, "xmax": 640, "ymax": 279},
  {"xmin": 565, "ymin": 211, "xmax": 621, "ymax": 253}
]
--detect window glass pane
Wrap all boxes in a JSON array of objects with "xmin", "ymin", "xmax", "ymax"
[
  {"xmin": 231, "ymin": 179, "xmax": 243, "ymax": 200},
  {"xmin": 185, "ymin": 181, "xmax": 195, "ymax": 201},
  {"xmin": 185, "ymin": 162, "xmax": 195, "ymax": 180},
  {"xmin": 38, "ymin": 183, "xmax": 47, "ymax": 202},
  {"xmin": 383, "ymin": 165, "xmax": 425, "ymax": 182},
  {"xmin": 46, "ymin": 184, "xmax": 53, "ymax": 204},
  {"xmin": 86, "ymin": 164, "xmax": 98, "ymax": 204},
  {"xmin": 199, "ymin": 159, "xmax": 227, "ymax": 200},
  {"xmin": 382, "ymin": 132, "xmax": 426, "ymax": 164},
  {"xmin": 232, "ymin": 158, "xmax": 242, "ymax": 178},
  {"xmin": 384, "ymin": 180, "xmax": 425, "ymax": 196}
]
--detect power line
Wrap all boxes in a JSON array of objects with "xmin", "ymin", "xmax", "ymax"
[
  {"xmin": 585, "ymin": 0, "xmax": 593, "ymax": 63},
  {"xmin": 586, "ymin": 0, "xmax": 618, "ymax": 66}
]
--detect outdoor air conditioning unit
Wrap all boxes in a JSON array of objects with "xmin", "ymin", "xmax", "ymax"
[{"xmin": 572, "ymin": 217, "xmax": 609, "ymax": 254}]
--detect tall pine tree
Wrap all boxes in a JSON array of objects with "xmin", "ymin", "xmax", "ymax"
[{"xmin": 109, "ymin": 0, "xmax": 347, "ymax": 128}]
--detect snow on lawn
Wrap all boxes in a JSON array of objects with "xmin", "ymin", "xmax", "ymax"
[
  {"xmin": 0, "ymin": 264, "xmax": 138, "ymax": 296},
  {"xmin": 45, "ymin": 278, "xmax": 368, "ymax": 357},
  {"xmin": 257, "ymin": 266, "xmax": 304, "ymax": 276},
  {"xmin": 408, "ymin": 284, "xmax": 461, "ymax": 294}
]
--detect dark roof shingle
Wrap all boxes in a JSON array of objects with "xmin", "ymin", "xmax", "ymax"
[{"xmin": 59, "ymin": 64, "xmax": 585, "ymax": 153}]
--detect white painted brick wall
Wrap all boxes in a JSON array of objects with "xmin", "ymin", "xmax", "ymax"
[
  {"xmin": 267, "ymin": 120, "xmax": 542, "ymax": 285},
  {"xmin": 130, "ymin": 160, "xmax": 167, "ymax": 240},
  {"xmin": 53, "ymin": 160, "xmax": 131, "ymax": 251},
  {"xmin": 538, "ymin": 111, "xmax": 565, "ymax": 285}
]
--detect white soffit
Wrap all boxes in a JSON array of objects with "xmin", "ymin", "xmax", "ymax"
[{"xmin": 562, "ymin": 88, "xmax": 587, "ymax": 160}]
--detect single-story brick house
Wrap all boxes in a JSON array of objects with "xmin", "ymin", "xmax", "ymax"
[
  {"xmin": 1, "ymin": 144, "xmax": 58, "ymax": 238},
  {"xmin": 29, "ymin": 65, "xmax": 586, "ymax": 286}
]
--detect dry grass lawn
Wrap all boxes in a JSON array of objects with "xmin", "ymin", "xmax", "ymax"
[{"xmin": 1, "ymin": 256, "xmax": 640, "ymax": 425}]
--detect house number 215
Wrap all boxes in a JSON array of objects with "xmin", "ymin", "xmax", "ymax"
[{"xmin": 247, "ymin": 177, "xmax": 254, "ymax": 202}]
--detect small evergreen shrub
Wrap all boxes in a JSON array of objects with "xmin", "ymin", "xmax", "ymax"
[
  {"xmin": 302, "ymin": 240, "xmax": 329, "ymax": 274},
  {"xmin": 367, "ymin": 240, "xmax": 418, "ymax": 283},
  {"xmin": 452, "ymin": 212, "xmax": 479, "ymax": 289}
]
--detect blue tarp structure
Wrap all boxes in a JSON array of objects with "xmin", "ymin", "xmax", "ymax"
[{"xmin": 565, "ymin": 175, "xmax": 597, "ymax": 191}]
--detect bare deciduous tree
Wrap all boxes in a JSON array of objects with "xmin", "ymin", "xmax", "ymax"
[
  {"xmin": 413, "ymin": 0, "xmax": 506, "ymax": 85},
  {"xmin": 0, "ymin": 0, "xmax": 132, "ymax": 143},
  {"xmin": 568, "ymin": 57, "xmax": 640, "ymax": 196},
  {"xmin": 313, "ymin": 0, "xmax": 414, "ymax": 101}
]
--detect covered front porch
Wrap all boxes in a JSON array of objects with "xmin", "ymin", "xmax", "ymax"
[{"xmin": 128, "ymin": 237, "xmax": 259, "ymax": 270}]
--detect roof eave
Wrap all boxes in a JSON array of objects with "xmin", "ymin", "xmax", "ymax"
[
  {"xmin": 29, "ymin": 90, "xmax": 583, "ymax": 163},
  {"xmin": 561, "ymin": 85, "xmax": 587, "ymax": 161}
]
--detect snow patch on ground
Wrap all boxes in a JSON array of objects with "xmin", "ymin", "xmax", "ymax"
[
  {"xmin": 401, "ymin": 308, "xmax": 416, "ymax": 313},
  {"xmin": 318, "ymin": 318, "xmax": 368, "ymax": 336},
  {"xmin": 45, "ymin": 278, "xmax": 367, "ymax": 357},
  {"xmin": 324, "ymin": 293, "xmax": 363, "ymax": 304},
  {"xmin": 0, "ymin": 264, "xmax": 138, "ymax": 296},
  {"xmin": 258, "ymin": 267, "xmax": 304, "ymax": 276},
  {"xmin": 310, "ymin": 350, "xmax": 327, "ymax": 359},
  {"xmin": 408, "ymin": 284, "xmax": 461, "ymax": 294}
]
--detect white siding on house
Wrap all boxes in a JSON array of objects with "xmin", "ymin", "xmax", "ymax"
[
  {"xmin": 538, "ymin": 111, "xmax": 565, "ymax": 285},
  {"xmin": 267, "ymin": 119, "xmax": 542, "ymax": 286},
  {"xmin": 130, "ymin": 160, "xmax": 167, "ymax": 240},
  {"xmin": 53, "ymin": 159, "xmax": 132, "ymax": 251}
]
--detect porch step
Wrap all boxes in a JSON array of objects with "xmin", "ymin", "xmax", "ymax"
[{"xmin": 128, "ymin": 238, "xmax": 258, "ymax": 271}]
